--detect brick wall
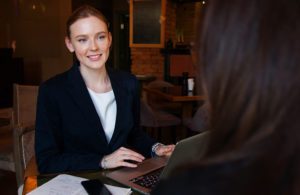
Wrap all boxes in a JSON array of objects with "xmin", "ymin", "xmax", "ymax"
[
  {"xmin": 166, "ymin": 0, "xmax": 177, "ymax": 46},
  {"xmin": 130, "ymin": 1, "xmax": 199, "ymax": 79},
  {"xmin": 130, "ymin": 47, "xmax": 165, "ymax": 78},
  {"xmin": 176, "ymin": 2, "xmax": 198, "ymax": 45}
]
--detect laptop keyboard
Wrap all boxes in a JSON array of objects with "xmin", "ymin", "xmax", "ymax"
[{"xmin": 130, "ymin": 167, "xmax": 163, "ymax": 189}]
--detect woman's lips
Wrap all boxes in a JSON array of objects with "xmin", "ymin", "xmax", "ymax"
[{"xmin": 88, "ymin": 54, "xmax": 102, "ymax": 61}]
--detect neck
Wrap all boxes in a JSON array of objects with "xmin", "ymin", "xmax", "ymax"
[{"xmin": 79, "ymin": 65, "xmax": 111, "ymax": 93}]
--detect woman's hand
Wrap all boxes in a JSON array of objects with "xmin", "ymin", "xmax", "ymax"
[
  {"xmin": 101, "ymin": 147, "xmax": 145, "ymax": 169},
  {"xmin": 155, "ymin": 144, "xmax": 175, "ymax": 157}
]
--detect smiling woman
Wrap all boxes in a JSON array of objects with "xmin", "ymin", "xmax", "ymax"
[
  {"xmin": 35, "ymin": 5, "xmax": 175, "ymax": 175},
  {"xmin": 64, "ymin": 15, "xmax": 112, "ymax": 91}
]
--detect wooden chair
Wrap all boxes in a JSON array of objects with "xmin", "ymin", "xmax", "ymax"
[
  {"xmin": 12, "ymin": 84, "xmax": 39, "ymax": 188},
  {"xmin": 0, "ymin": 108, "xmax": 14, "ymax": 171},
  {"xmin": 146, "ymin": 80, "xmax": 182, "ymax": 115},
  {"xmin": 182, "ymin": 102, "xmax": 209, "ymax": 135},
  {"xmin": 140, "ymin": 99, "xmax": 181, "ymax": 143}
]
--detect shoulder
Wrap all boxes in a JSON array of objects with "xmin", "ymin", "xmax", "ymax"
[
  {"xmin": 108, "ymin": 68, "xmax": 137, "ymax": 82},
  {"xmin": 38, "ymin": 68, "xmax": 71, "ymax": 96},
  {"xmin": 108, "ymin": 68, "xmax": 138, "ymax": 89}
]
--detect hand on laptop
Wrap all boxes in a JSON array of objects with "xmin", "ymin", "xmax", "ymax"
[
  {"xmin": 101, "ymin": 147, "xmax": 145, "ymax": 169},
  {"xmin": 154, "ymin": 144, "xmax": 175, "ymax": 157}
]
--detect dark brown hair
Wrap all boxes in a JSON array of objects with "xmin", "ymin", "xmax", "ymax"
[
  {"xmin": 66, "ymin": 5, "xmax": 109, "ymax": 38},
  {"xmin": 194, "ymin": 0, "xmax": 300, "ymax": 193}
]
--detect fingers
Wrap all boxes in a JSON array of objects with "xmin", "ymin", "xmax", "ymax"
[
  {"xmin": 155, "ymin": 144, "xmax": 175, "ymax": 156},
  {"xmin": 117, "ymin": 147, "xmax": 145, "ymax": 165},
  {"xmin": 123, "ymin": 154, "xmax": 144, "ymax": 163},
  {"xmin": 101, "ymin": 147, "xmax": 145, "ymax": 169},
  {"xmin": 119, "ymin": 161, "xmax": 138, "ymax": 168},
  {"xmin": 119, "ymin": 147, "xmax": 145, "ymax": 160}
]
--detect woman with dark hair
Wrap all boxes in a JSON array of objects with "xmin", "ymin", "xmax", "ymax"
[
  {"xmin": 152, "ymin": 0, "xmax": 300, "ymax": 194},
  {"xmin": 35, "ymin": 5, "xmax": 174, "ymax": 174}
]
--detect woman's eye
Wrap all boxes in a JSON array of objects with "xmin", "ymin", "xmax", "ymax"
[
  {"xmin": 98, "ymin": 35, "xmax": 106, "ymax": 40},
  {"xmin": 78, "ymin": 39, "xmax": 86, "ymax": 43}
]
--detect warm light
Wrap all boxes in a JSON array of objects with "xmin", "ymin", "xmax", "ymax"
[
  {"xmin": 32, "ymin": 4, "xmax": 36, "ymax": 10},
  {"xmin": 202, "ymin": 1, "xmax": 206, "ymax": 4},
  {"xmin": 11, "ymin": 40, "xmax": 16, "ymax": 53},
  {"xmin": 41, "ymin": 4, "xmax": 46, "ymax": 12}
]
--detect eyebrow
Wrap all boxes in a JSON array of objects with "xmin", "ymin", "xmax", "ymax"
[{"xmin": 73, "ymin": 31, "xmax": 108, "ymax": 39}]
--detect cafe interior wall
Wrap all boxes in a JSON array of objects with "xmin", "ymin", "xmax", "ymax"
[
  {"xmin": 0, "ymin": 0, "xmax": 202, "ymax": 84},
  {"xmin": 131, "ymin": 1, "xmax": 202, "ymax": 80},
  {"xmin": 0, "ymin": 0, "xmax": 72, "ymax": 84}
]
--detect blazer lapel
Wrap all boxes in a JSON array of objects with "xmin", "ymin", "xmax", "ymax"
[
  {"xmin": 108, "ymin": 69, "xmax": 127, "ymax": 145},
  {"xmin": 66, "ymin": 64, "xmax": 108, "ymax": 145}
]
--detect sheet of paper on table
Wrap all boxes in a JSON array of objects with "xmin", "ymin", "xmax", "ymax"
[{"xmin": 27, "ymin": 174, "xmax": 132, "ymax": 195}]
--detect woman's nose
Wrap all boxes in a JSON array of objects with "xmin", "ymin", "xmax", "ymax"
[{"xmin": 90, "ymin": 40, "xmax": 99, "ymax": 50}]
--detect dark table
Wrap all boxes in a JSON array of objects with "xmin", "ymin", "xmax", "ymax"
[
  {"xmin": 143, "ymin": 86, "xmax": 206, "ymax": 119},
  {"xmin": 0, "ymin": 118, "xmax": 10, "ymax": 127},
  {"xmin": 23, "ymin": 159, "xmax": 142, "ymax": 195}
]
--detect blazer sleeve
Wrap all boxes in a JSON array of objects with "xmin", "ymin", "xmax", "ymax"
[
  {"xmin": 35, "ymin": 83, "xmax": 103, "ymax": 174},
  {"xmin": 127, "ymin": 76, "xmax": 156, "ymax": 157}
]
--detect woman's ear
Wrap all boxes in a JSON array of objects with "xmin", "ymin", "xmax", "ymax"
[
  {"xmin": 65, "ymin": 37, "xmax": 75, "ymax": 52},
  {"xmin": 108, "ymin": 32, "xmax": 112, "ymax": 48}
]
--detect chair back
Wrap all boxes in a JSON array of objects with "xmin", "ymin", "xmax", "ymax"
[
  {"xmin": 140, "ymin": 99, "xmax": 181, "ymax": 143},
  {"xmin": 12, "ymin": 84, "xmax": 39, "ymax": 187},
  {"xmin": 183, "ymin": 102, "xmax": 209, "ymax": 133},
  {"xmin": 13, "ymin": 84, "xmax": 39, "ymax": 127},
  {"xmin": 147, "ymin": 80, "xmax": 174, "ymax": 88},
  {"xmin": 146, "ymin": 80, "xmax": 181, "ymax": 114},
  {"xmin": 0, "ymin": 108, "xmax": 14, "ymax": 171},
  {"xmin": 140, "ymin": 99, "xmax": 158, "ymax": 127}
]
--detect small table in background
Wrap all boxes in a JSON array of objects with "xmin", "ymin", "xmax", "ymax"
[
  {"xmin": 143, "ymin": 86, "xmax": 206, "ymax": 119},
  {"xmin": 0, "ymin": 118, "xmax": 10, "ymax": 127},
  {"xmin": 0, "ymin": 108, "xmax": 12, "ymax": 129},
  {"xmin": 135, "ymin": 74, "xmax": 156, "ymax": 99},
  {"xmin": 143, "ymin": 86, "xmax": 206, "ymax": 139}
]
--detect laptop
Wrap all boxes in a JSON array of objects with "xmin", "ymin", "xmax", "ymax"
[{"xmin": 105, "ymin": 132, "xmax": 209, "ymax": 194}]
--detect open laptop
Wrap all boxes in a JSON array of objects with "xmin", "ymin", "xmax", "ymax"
[{"xmin": 105, "ymin": 131, "xmax": 209, "ymax": 194}]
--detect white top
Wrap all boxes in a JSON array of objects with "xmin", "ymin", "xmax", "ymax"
[{"xmin": 88, "ymin": 88, "xmax": 116, "ymax": 143}]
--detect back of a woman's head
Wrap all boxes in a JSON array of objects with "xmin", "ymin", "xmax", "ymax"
[
  {"xmin": 194, "ymin": 0, "xmax": 300, "ymax": 192},
  {"xmin": 197, "ymin": 0, "xmax": 300, "ymax": 153}
]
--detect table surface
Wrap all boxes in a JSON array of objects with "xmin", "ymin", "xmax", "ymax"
[
  {"xmin": 143, "ymin": 86, "xmax": 206, "ymax": 102},
  {"xmin": 24, "ymin": 167, "xmax": 143, "ymax": 195},
  {"xmin": 0, "ymin": 118, "xmax": 10, "ymax": 127},
  {"xmin": 135, "ymin": 74, "xmax": 156, "ymax": 81},
  {"xmin": 0, "ymin": 107, "xmax": 12, "ymax": 128}
]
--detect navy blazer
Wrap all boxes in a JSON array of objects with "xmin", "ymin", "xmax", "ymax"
[{"xmin": 35, "ymin": 64, "xmax": 156, "ymax": 174}]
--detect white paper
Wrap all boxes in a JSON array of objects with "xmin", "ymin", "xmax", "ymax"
[
  {"xmin": 27, "ymin": 174, "xmax": 132, "ymax": 195},
  {"xmin": 104, "ymin": 184, "xmax": 132, "ymax": 195},
  {"xmin": 27, "ymin": 174, "xmax": 88, "ymax": 195}
]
